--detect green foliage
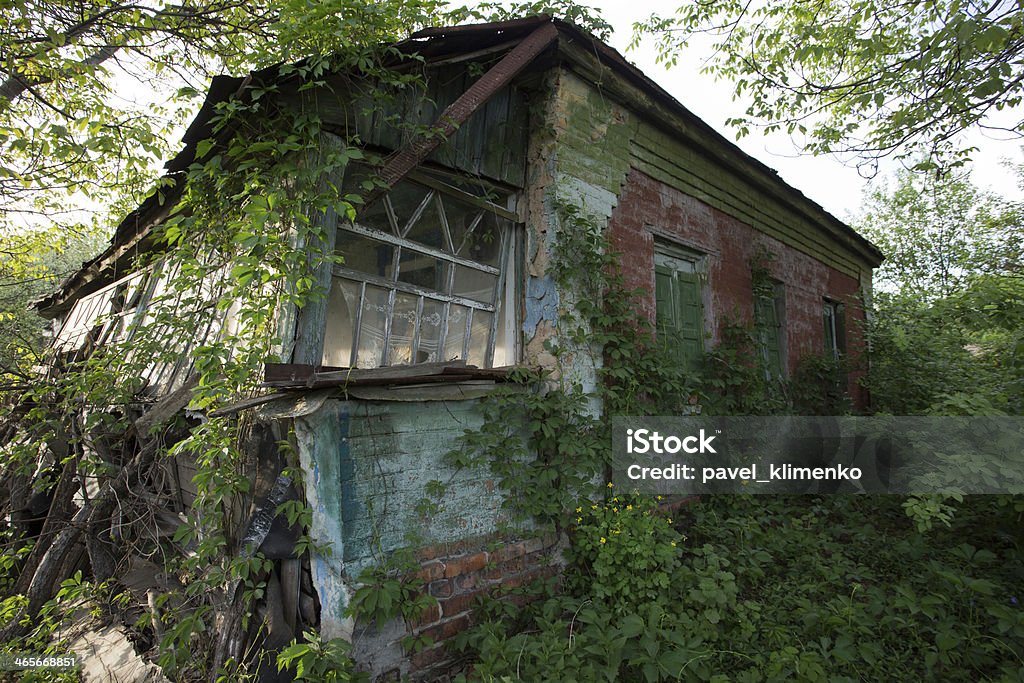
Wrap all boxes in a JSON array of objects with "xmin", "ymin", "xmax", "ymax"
[
  {"xmin": 457, "ymin": 496, "xmax": 1024, "ymax": 681},
  {"xmin": 564, "ymin": 493, "xmax": 683, "ymax": 616},
  {"xmin": 856, "ymin": 169, "xmax": 1022, "ymax": 299},
  {"xmin": 699, "ymin": 320, "xmax": 783, "ymax": 416},
  {"xmin": 635, "ymin": 0, "xmax": 1024, "ymax": 168},
  {"xmin": 0, "ymin": 0, "xmax": 453, "ymax": 237},
  {"xmin": 346, "ymin": 549, "xmax": 436, "ymax": 640},
  {"xmin": 277, "ymin": 631, "xmax": 368, "ymax": 683}
]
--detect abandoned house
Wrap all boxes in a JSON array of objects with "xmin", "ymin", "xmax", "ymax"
[{"xmin": 32, "ymin": 15, "xmax": 882, "ymax": 681}]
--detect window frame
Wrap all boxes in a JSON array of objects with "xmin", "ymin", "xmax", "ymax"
[
  {"xmin": 323, "ymin": 171, "xmax": 520, "ymax": 369},
  {"xmin": 653, "ymin": 241, "xmax": 707, "ymax": 372},
  {"xmin": 823, "ymin": 298, "xmax": 846, "ymax": 359},
  {"xmin": 754, "ymin": 279, "xmax": 786, "ymax": 381}
]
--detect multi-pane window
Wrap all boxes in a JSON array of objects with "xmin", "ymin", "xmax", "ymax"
[
  {"xmin": 53, "ymin": 268, "xmax": 154, "ymax": 352},
  {"xmin": 754, "ymin": 280, "xmax": 785, "ymax": 380},
  {"xmin": 654, "ymin": 244, "xmax": 705, "ymax": 372},
  {"xmin": 322, "ymin": 173, "xmax": 518, "ymax": 368},
  {"xmin": 823, "ymin": 299, "xmax": 845, "ymax": 358}
]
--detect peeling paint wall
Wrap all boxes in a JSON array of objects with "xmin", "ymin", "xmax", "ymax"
[
  {"xmin": 292, "ymin": 398, "xmax": 513, "ymax": 634},
  {"xmin": 520, "ymin": 69, "xmax": 634, "ymax": 394}
]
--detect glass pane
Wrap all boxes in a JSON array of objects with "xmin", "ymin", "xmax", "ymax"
[
  {"xmin": 452, "ymin": 265, "xmax": 497, "ymax": 304},
  {"xmin": 354, "ymin": 197, "xmax": 394, "ymax": 234},
  {"xmin": 417, "ymin": 299, "xmax": 444, "ymax": 363},
  {"xmin": 404, "ymin": 193, "xmax": 446, "ymax": 250},
  {"xmin": 467, "ymin": 310, "xmax": 493, "ymax": 367},
  {"xmin": 386, "ymin": 293, "xmax": 418, "ymax": 365},
  {"xmin": 398, "ymin": 249, "xmax": 449, "ymax": 292},
  {"xmin": 443, "ymin": 304, "xmax": 470, "ymax": 362},
  {"xmin": 336, "ymin": 229, "xmax": 395, "ymax": 278},
  {"xmin": 355, "ymin": 285, "xmax": 389, "ymax": 367},
  {"xmin": 443, "ymin": 194, "xmax": 484, "ymax": 256},
  {"xmin": 322, "ymin": 278, "xmax": 359, "ymax": 367},
  {"xmin": 387, "ymin": 182, "xmax": 431, "ymax": 236},
  {"xmin": 458, "ymin": 213, "xmax": 504, "ymax": 267}
]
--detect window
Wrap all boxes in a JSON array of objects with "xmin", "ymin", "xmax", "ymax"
[
  {"xmin": 654, "ymin": 244, "xmax": 705, "ymax": 371},
  {"xmin": 54, "ymin": 268, "xmax": 154, "ymax": 352},
  {"xmin": 823, "ymin": 299, "xmax": 845, "ymax": 358},
  {"xmin": 754, "ymin": 280, "xmax": 785, "ymax": 380},
  {"xmin": 322, "ymin": 172, "xmax": 518, "ymax": 368}
]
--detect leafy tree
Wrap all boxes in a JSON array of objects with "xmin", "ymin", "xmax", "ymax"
[
  {"xmin": 634, "ymin": 0, "xmax": 1024, "ymax": 171},
  {"xmin": 856, "ymin": 169, "xmax": 1022, "ymax": 299},
  {"xmin": 854, "ymin": 170, "xmax": 1024, "ymax": 414},
  {"xmin": 0, "ymin": 228, "xmax": 105, "ymax": 384},
  {"xmin": 0, "ymin": 0, "xmax": 450, "ymax": 236}
]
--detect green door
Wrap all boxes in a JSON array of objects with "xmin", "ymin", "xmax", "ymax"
[{"xmin": 655, "ymin": 264, "xmax": 704, "ymax": 371}]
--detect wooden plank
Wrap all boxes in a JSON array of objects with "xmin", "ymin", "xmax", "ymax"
[
  {"xmin": 134, "ymin": 374, "xmax": 199, "ymax": 435},
  {"xmin": 365, "ymin": 22, "xmax": 558, "ymax": 207}
]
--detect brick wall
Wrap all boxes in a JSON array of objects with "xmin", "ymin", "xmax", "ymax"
[
  {"xmin": 607, "ymin": 168, "xmax": 869, "ymax": 406},
  {"xmin": 360, "ymin": 532, "xmax": 562, "ymax": 682}
]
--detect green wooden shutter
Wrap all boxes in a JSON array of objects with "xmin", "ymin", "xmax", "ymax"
[
  {"xmin": 755, "ymin": 292, "xmax": 783, "ymax": 379},
  {"xmin": 656, "ymin": 265, "xmax": 703, "ymax": 371}
]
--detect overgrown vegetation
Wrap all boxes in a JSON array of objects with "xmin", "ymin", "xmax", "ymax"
[
  {"xmin": 443, "ymin": 193, "xmax": 1024, "ymax": 681},
  {"xmin": 1, "ymin": 2, "xmax": 1023, "ymax": 681}
]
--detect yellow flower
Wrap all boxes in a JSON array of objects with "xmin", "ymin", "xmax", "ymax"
[
  {"xmin": 577, "ymin": 517, "xmax": 583, "ymax": 523},
  {"xmin": 612, "ymin": 497, "xmax": 618, "ymax": 502},
  {"xmin": 656, "ymin": 495, "xmax": 663, "ymax": 501},
  {"xmin": 591, "ymin": 504, "xmax": 598, "ymax": 510},
  {"xmin": 606, "ymin": 482, "xmax": 614, "ymax": 488},
  {"xmin": 671, "ymin": 541, "xmax": 677, "ymax": 547},
  {"xmin": 626, "ymin": 505, "xmax": 633, "ymax": 511},
  {"xmin": 613, "ymin": 507, "xmax": 618, "ymax": 513},
  {"xmin": 600, "ymin": 537, "xmax": 607, "ymax": 544},
  {"xmin": 576, "ymin": 507, "xmax": 582, "ymax": 513}
]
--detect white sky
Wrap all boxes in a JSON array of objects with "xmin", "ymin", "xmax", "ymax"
[{"xmin": 592, "ymin": 0, "xmax": 1024, "ymax": 221}]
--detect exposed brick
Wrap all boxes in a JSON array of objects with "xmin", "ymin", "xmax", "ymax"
[
  {"xmin": 440, "ymin": 589, "xmax": 483, "ymax": 618},
  {"xmin": 419, "ymin": 614, "xmax": 470, "ymax": 643},
  {"xmin": 411, "ymin": 642, "xmax": 452, "ymax": 670},
  {"xmin": 428, "ymin": 579, "xmax": 453, "ymax": 599},
  {"xmin": 488, "ymin": 541, "xmax": 526, "ymax": 564},
  {"xmin": 482, "ymin": 556, "xmax": 525, "ymax": 582},
  {"xmin": 410, "ymin": 600, "xmax": 441, "ymax": 630},
  {"xmin": 453, "ymin": 571, "xmax": 481, "ymax": 592},
  {"xmin": 416, "ymin": 561, "xmax": 445, "ymax": 582},
  {"xmin": 443, "ymin": 551, "xmax": 488, "ymax": 578}
]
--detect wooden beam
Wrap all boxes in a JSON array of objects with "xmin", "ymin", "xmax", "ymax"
[{"xmin": 363, "ymin": 21, "xmax": 558, "ymax": 207}]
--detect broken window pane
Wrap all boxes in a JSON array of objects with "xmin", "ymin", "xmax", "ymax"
[
  {"xmin": 443, "ymin": 194, "xmax": 485, "ymax": 255},
  {"xmin": 320, "ymin": 173, "xmax": 518, "ymax": 369},
  {"xmin": 387, "ymin": 182, "xmax": 431, "ymax": 236},
  {"xmin": 459, "ymin": 213, "xmax": 503, "ymax": 267},
  {"xmin": 355, "ymin": 197, "xmax": 394, "ymax": 234}
]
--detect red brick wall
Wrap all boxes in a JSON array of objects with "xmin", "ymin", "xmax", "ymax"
[
  {"xmin": 393, "ymin": 533, "xmax": 561, "ymax": 682},
  {"xmin": 607, "ymin": 168, "xmax": 868, "ymax": 406}
]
